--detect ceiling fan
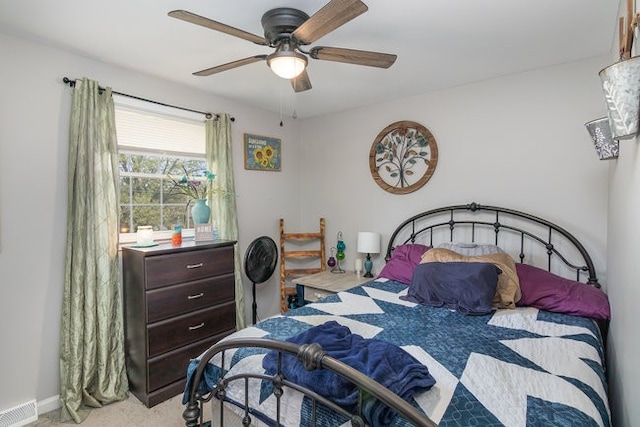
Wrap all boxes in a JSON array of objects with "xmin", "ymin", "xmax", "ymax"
[{"xmin": 168, "ymin": 0, "xmax": 397, "ymax": 93}]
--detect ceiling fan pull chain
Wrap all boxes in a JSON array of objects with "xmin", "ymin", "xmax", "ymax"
[{"xmin": 279, "ymin": 81, "xmax": 284, "ymax": 127}]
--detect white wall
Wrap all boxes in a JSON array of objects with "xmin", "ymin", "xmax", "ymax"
[
  {"xmin": 298, "ymin": 56, "xmax": 611, "ymax": 282},
  {"xmin": 607, "ymin": 135, "xmax": 640, "ymax": 427},
  {"xmin": 0, "ymin": 32, "xmax": 301, "ymax": 412},
  {"xmin": 604, "ymin": 1, "xmax": 640, "ymax": 425}
]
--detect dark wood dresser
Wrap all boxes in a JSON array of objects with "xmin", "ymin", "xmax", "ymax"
[{"xmin": 121, "ymin": 240, "xmax": 237, "ymax": 407}]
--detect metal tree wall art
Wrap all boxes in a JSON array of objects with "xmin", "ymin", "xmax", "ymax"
[{"xmin": 369, "ymin": 120, "xmax": 439, "ymax": 194}]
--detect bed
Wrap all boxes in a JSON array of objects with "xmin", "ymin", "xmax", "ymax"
[{"xmin": 182, "ymin": 202, "xmax": 611, "ymax": 427}]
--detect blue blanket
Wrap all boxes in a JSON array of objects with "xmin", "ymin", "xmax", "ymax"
[
  {"xmin": 183, "ymin": 280, "xmax": 610, "ymax": 426},
  {"xmin": 262, "ymin": 321, "xmax": 436, "ymax": 425},
  {"xmin": 183, "ymin": 357, "xmax": 218, "ymax": 405}
]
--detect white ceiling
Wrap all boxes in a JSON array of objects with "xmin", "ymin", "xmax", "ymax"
[{"xmin": 0, "ymin": 0, "xmax": 620, "ymax": 119}]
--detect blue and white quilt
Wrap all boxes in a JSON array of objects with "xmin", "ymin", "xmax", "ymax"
[{"xmin": 187, "ymin": 279, "xmax": 610, "ymax": 426}]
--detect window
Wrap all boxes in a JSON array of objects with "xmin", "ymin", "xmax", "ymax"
[{"xmin": 114, "ymin": 96, "xmax": 206, "ymax": 242}]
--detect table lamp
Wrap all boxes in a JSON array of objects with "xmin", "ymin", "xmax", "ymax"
[{"xmin": 357, "ymin": 231, "xmax": 381, "ymax": 278}]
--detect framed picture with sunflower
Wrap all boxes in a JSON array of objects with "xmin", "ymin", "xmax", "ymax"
[{"xmin": 243, "ymin": 133, "xmax": 282, "ymax": 171}]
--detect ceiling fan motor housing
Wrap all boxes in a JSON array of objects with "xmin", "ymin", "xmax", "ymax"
[{"xmin": 261, "ymin": 8, "xmax": 310, "ymax": 46}]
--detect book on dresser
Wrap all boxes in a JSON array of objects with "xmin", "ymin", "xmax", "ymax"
[{"xmin": 121, "ymin": 240, "xmax": 237, "ymax": 407}]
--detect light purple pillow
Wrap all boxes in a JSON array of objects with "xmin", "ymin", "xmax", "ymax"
[
  {"xmin": 378, "ymin": 244, "xmax": 431, "ymax": 284},
  {"xmin": 515, "ymin": 263, "xmax": 610, "ymax": 320}
]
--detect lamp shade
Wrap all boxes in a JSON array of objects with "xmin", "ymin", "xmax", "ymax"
[
  {"xmin": 357, "ymin": 231, "xmax": 381, "ymax": 254},
  {"xmin": 268, "ymin": 55, "xmax": 306, "ymax": 79},
  {"xmin": 267, "ymin": 43, "xmax": 307, "ymax": 79}
]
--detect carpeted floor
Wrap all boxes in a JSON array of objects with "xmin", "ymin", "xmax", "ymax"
[{"xmin": 27, "ymin": 393, "xmax": 211, "ymax": 426}]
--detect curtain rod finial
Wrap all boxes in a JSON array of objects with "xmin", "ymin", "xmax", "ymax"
[{"xmin": 212, "ymin": 113, "xmax": 236, "ymax": 122}]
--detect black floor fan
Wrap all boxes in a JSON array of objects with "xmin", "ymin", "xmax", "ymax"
[{"xmin": 244, "ymin": 236, "xmax": 278, "ymax": 324}]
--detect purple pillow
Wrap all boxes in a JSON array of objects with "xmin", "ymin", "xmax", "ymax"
[
  {"xmin": 402, "ymin": 262, "xmax": 499, "ymax": 315},
  {"xmin": 378, "ymin": 244, "xmax": 431, "ymax": 284},
  {"xmin": 515, "ymin": 263, "xmax": 610, "ymax": 320}
]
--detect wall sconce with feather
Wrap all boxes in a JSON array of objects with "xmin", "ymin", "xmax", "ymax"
[
  {"xmin": 599, "ymin": 0, "xmax": 640, "ymax": 141},
  {"xmin": 600, "ymin": 57, "xmax": 640, "ymax": 141},
  {"xmin": 585, "ymin": 117, "xmax": 619, "ymax": 160}
]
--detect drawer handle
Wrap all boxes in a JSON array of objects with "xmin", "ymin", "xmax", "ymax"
[
  {"xmin": 188, "ymin": 322, "xmax": 205, "ymax": 331},
  {"xmin": 186, "ymin": 263, "xmax": 204, "ymax": 269},
  {"xmin": 187, "ymin": 292, "xmax": 204, "ymax": 300}
]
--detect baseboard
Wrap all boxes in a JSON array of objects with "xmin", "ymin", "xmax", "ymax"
[{"xmin": 36, "ymin": 396, "xmax": 60, "ymax": 417}]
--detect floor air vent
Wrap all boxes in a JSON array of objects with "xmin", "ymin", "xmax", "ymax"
[{"xmin": 0, "ymin": 400, "xmax": 38, "ymax": 427}]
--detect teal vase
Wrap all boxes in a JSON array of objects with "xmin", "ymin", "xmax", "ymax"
[{"xmin": 191, "ymin": 199, "xmax": 210, "ymax": 224}]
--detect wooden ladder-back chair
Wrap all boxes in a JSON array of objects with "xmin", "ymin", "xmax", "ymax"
[{"xmin": 279, "ymin": 218, "xmax": 326, "ymax": 313}]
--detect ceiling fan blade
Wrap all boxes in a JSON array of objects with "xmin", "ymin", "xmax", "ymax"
[
  {"xmin": 310, "ymin": 46, "xmax": 397, "ymax": 68},
  {"xmin": 193, "ymin": 55, "xmax": 267, "ymax": 76},
  {"xmin": 292, "ymin": 0, "xmax": 368, "ymax": 45},
  {"xmin": 291, "ymin": 70, "xmax": 312, "ymax": 92},
  {"xmin": 168, "ymin": 10, "xmax": 267, "ymax": 45}
]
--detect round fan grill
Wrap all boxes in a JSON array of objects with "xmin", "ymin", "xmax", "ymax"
[{"xmin": 244, "ymin": 236, "xmax": 278, "ymax": 324}]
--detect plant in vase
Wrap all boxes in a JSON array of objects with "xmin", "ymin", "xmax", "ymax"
[{"xmin": 168, "ymin": 168, "xmax": 229, "ymax": 225}]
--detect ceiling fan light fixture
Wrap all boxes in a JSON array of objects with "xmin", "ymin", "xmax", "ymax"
[{"xmin": 267, "ymin": 43, "xmax": 307, "ymax": 79}]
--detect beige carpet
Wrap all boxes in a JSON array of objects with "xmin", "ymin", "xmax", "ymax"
[{"xmin": 27, "ymin": 394, "xmax": 211, "ymax": 426}]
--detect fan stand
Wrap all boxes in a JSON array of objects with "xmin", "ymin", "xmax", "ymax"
[
  {"xmin": 251, "ymin": 280, "xmax": 259, "ymax": 325},
  {"xmin": 243, "ymin": 236, "xmax": 278, "ymax": 325}
]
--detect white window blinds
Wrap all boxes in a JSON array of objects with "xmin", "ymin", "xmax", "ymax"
[{"xmin": 114, "ymin": 96, "xmax": 205, "ymax": 156}]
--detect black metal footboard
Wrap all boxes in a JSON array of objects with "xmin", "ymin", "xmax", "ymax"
[{"xmin": 183, "ymin": 337, "xmax": 437, "ymax": 427}]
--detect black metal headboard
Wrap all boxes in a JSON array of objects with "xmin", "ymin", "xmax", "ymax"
[{"xmin": 386, "ymin": 202, "xmax": 599, "ymax": 288}]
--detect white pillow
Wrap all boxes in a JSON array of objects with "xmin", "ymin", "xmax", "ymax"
[{"xmin": 436, "ymin": 242, "xmax": 504, "ymax": 256}]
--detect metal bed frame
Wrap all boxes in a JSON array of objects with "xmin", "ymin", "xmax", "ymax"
[
  {"xmin": 386, "ymin": 202, "xmax": 599, "ymax": 287},
  {"xmin": 183, "ymin": 338, "xmax": 437, "ymax": 427},
  {"xmin": 183, "ymin": 202, "xmax": 605, "ymax": 427}
]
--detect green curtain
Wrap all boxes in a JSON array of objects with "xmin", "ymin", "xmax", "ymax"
[
  {"xmin": 205, "ymin": 114, "xmax": 246, "ymax": 329},
  {"xmin": 60, "ymin": 78, "xmax": 128, "ymax": 422}
]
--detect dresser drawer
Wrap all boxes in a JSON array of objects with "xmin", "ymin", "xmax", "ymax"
[
  {"xmin": 147, "ymin": 273, "xmax": 235, "ymax": 322},
  {"xmin": 147, "ymin": 303, "xmax": 236, "ymax": 357},
  {"xmin": 145, "ymin": 246, "xmax": 234, "ymax": 290},
  {"xmin": 148, "ymin": 334, "xmax": 226, "ymax": 391}
]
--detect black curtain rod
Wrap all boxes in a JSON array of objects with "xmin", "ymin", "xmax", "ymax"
[{"xmin": 62, "ymin": 77, "xmax": 235, "ymax": 122}]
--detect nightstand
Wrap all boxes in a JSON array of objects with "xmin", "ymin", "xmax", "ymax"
[{"xmin": 295, "ymin": 270, "xmax": 372, "ymax": 305}]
